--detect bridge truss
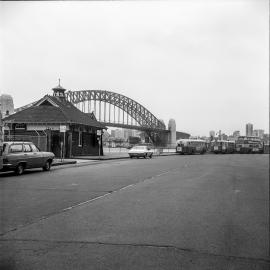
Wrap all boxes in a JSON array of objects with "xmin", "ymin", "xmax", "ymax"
[{"xmin": 65, "ymin": 90, "xmax": 166, "ymax": 132}]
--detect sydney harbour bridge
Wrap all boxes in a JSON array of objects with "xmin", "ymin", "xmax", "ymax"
[
  {"xmin": 16, "ymin": 89, "xmax": 190, "ymax": 146},
  {"xmin": 65, "ymin": 90, "xmax": 165, "ymax": 131}
]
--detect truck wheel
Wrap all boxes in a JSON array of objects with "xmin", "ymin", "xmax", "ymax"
[
  {"xmin": 15, "ymin": 164, "xmax": 24, "ymax": 175},
  {"xmin": 43, "ymin": 160, "xmax": 51, "ymax": 171}
]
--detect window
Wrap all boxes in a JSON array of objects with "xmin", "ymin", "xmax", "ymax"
[
  {"xmin": 3, "ymin": 144, "xmax": 7, "ymax": 153},
  {"xmin": 10, "ymin": 144, "xmax": 23, "ymax": 153},
  {"xmin": 24, "ymin": 144, "xmax": 32, "ymax": 152},
  {"xmin": 15, "ymin": 123, "xmax": 26, "ymax": 130},
  {"xmin": 78, "ymin": 130, "xmax": 82, "ymax": 146},
  {"xmin": 30, "ymin": 144, "xmax": 39, "ymax": 152}
]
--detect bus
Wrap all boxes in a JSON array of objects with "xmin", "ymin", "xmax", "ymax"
[
  {"xmin": 235, "ymin": 136, "xmax": 264, "ymax": 154},
  {"xmin": 176, "ymin": 139, "xmax": 207, "ymax": 155},
  {"xmin": 211, "ymin": 140, "xmax": 235, "ymax": 154},
  {"xmin": 0, "ymin": 111, "xmax": 3, "ymax": 170}
]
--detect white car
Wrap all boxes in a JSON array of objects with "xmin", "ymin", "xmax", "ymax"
[{"xmin": 128, "ymin": 145, "xmax": 153, "ymax": 159}]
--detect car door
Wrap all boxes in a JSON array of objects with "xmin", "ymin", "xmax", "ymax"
[
  {"xmin": 23, "ymin": 143, "xmax": 35, "ymax": 168},
  {"xmin": 29, "ymin": 143, "xmax": 44, "ymax": 167},
  {"xmin": 8, "ymin": 143, "xmax": 25, "ymax": 167}
]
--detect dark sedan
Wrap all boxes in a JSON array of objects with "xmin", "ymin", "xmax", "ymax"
[{"xmin": 1, "ymin": 141, "xmax": 55, "ymax": 175}]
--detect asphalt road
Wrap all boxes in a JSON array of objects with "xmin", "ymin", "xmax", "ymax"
[{"xmin": 0, "ymin": 154, "xmax": 269, "ymax": 270}]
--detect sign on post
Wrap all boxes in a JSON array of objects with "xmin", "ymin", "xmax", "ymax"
[
  {"xmin": 96, "ymin": 130, "xmax": 102, "ymax": 159},
  {"xmin": 59, "ymin": 125, "xmax": 66, "ymax": 161},
  {"xmin": 60, "ymin": 125, "xmax": 67, "ymax": 133}
]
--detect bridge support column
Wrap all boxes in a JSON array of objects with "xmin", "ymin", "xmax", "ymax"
[{"xmin": 168, "ymin": 119, "xmax": 176, "ymax": 147}]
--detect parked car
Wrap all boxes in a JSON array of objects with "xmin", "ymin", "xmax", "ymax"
[
  {"xmin": 128, "ymin": 145, "xmax": 153, "ymax": 159},
  {"xmin": 1, "ymin": 141, "xmax": 55, "ymax": 175}
]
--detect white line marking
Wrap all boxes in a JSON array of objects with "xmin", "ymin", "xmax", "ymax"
[
  {"xmin": 61, "ymin": 170, "xmax": 174, "ymax": 213},
  {"xmin": 62, "ymin": 193, "xmax": 112, "ymax": 211}
]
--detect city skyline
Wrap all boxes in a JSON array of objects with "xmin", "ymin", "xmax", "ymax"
[
  {"xmin": 1, "ymin": 92, "xmax": 266, "ymax": 139},
  {"xmin": 0, "ymin": 0, "xmax": 268, "ymax": 136},
  {"xmin": 107, "ymin": 124, "xmax": 267, "ymax": 139}
]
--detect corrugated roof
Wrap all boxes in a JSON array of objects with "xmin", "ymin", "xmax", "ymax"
[{"xmin": 4, "ymin": 95, "xmax": 106, "ymax": 129}]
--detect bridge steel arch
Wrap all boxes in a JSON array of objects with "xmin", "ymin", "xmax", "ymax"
[{"xmin": 65, "ymin": 90, "xmax": 166, "ymax": 131}]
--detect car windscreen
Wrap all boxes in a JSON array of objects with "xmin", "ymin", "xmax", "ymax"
[
  {"xmin": 133, "ymin": 146, "xmax": 146, "ymax": 150},
  {"xmin": 30, "ymin": 144, "xmax": 40, "ymax": 152}
]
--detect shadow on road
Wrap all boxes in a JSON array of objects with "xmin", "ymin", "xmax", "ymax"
[{"xmin": 0, "ymin": 169, "xmax": 47, "ymax": 178}]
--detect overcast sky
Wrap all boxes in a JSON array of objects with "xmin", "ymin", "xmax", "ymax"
[{"xmin": 0, "ymin": 0, "xmax": 268, "ymax": 136}]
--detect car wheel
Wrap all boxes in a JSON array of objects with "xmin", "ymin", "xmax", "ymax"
[
  {"xmin": 43, "ymin": 160, "xmax": 51, "ymax": 171},
  {"xmin": 15, "ymin": 164, "xmax": 24, "ymax": 175},
  {"xmin": 129, "ymin": 156, "xmax": 133, "ymax": 159}
]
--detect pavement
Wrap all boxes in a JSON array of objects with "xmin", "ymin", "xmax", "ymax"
[
  {"xmin": 52, "ymin": 150, "xmax": 177, "ymax": 165},
  {"xmin": 0, "ymin": 154, "xmax": 269, "ymax": 270}
]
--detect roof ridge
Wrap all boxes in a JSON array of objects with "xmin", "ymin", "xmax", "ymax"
[
  {"xmin": 6, "ymin": 95, "xmax": 106, "ymax": 129},
  {"xmin": 49, "ymin": 96, "xmax": 72, "ymax": 122}
]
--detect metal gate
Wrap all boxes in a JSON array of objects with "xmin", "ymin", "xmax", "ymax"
[{"xmin": 4, "ymin": 131, "xmax": 47, "ymax": 151}]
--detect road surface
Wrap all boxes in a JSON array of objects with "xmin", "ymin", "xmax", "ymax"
[{"xmin": 0, "ymin": 154, "xmax": 269, "ymax": 269}]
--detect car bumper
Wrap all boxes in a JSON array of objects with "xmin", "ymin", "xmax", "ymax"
[
  {"xmin": 129, "ymin": 153, "xmax": 146, "ymax": 157},
  {"xmin": 1, "ymin": 164, "xmax": 16, "ymax": 171}
]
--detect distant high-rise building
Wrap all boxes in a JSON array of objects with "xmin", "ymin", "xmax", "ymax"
[
  {"xmin": 0, "ymin": 110, "xmax": 3, "ymax": 145},
  {"xmin": 253, "ymin": 129, "xmax": 264, "ymax": 139},
  {"xmin": 218, "ymin": 130, "xmax": 222, "ymax": 140},
  {"xmin": 168, "ymin": 119, "xmax": 176, "ymax": 145},
  {"xmin": 111, "ymin": 130, "xmax": 116, "ymax": 137},
  {"xmin": 246, "ymin": 123, "xmax": 253, "ymax": 137},
  {"xmin": 209, "ymin": 130, "xmax": 215, "ymax": 138},
  {"xmin": 227, "ymin": 136, "xmax": 235, "ymax": 141},
  {"xmin": 263, "ymin": 133, "xmax": 269, "ymax": 144},
  {"xmin": 123, "ymin": 129, "xmax": 133, "ymax": 140},
  {"xmin": 131, "ymin": 130, "xmax": 138, "ymax": 137},
  {"xmin": 115, "ymin": 129, "xmax": 124, "ymax": 138},
  {"xmin": 0, "ymin": 94, "xmax": 14, "ymax": 118},
  {"xmin": 233, "ymin": 130, "xmax": 240, "ymax": 138},
  {"xmin": 220, "ymin": 133, "xmax": 228, "ymax": 140}
]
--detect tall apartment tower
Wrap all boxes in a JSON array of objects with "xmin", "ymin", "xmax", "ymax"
[
  {"xmin": 0, "ymin": 94, "xmax": 14, "ymax": 117},
  {"xmin": 246, "ymin": 123, "xmax": 253, "ymax": 137}
]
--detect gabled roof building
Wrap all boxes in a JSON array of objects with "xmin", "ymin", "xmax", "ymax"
[{"xmin": 3, "ymin": 83, "xmax": 106, "ymax": 157}]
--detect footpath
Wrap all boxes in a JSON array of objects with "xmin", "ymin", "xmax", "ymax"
[{"xmin": 52, "ymin": 151, "xmax": 177, "ymax": 167}]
